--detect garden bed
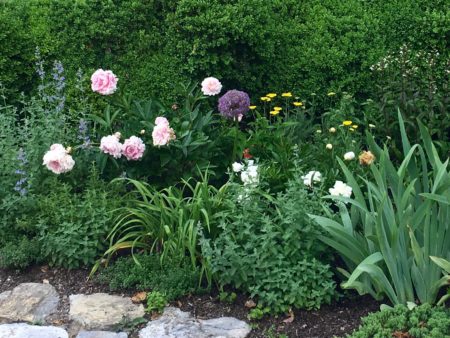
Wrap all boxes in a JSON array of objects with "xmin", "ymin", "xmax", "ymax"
[{"xmin": 0, "ymin": 266, "xmax": 380, "ymax": 337}]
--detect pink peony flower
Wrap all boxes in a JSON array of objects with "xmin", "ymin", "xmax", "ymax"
[
  {"xmin": 155, "ymin": 116, "xmax": 170, "ymax": 127},
  {"xmin": 91, "ymin": 69, "xmax": 118, "ymax": 95},
  {"xmin": 152, "ymin": 124, "xmax": 176, "ymax": 147},
  {"xmin": 201, "ymin": 77, "xmax": 222, "ymax": 96},
  {"xmin": 100, "ymin": 134, "xmax": 122, "ymax": 158},
  {"xmin": 43, "ymin": 144, "xmax": 75, "ymax": 174},
  {"xmin": 122, "ymin": 136, "xmax": 146, "ymax": 160}
]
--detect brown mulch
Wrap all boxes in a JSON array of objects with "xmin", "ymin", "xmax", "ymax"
[{"xmin": 0, "ymin": 266, "xmax": 380, "ymax": 337}]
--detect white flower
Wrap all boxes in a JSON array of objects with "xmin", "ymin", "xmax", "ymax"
[
  {"xmin": 369, "ymin": 124, "xmax": 376, "ymax": 128},
  {"xmin": 344, "ymin": 151, "xmax": 355, "ymax": 160},
  {"xmin": 240, "ymin": 165, "xmax": 259, "ymax": 186},
  {"xmin": 326, "ymin": 143, "xmax": 333, "ymax": 150},
  {"xmin": 329, "ymin": 181, "xmax": 352, "ymax": 198},
  {"xmin": 329, "ymin": 127, "xmax": 336, "ymax": 133},
  {"xmin": 247, "ymin": 160, "xmax": 254, "ymax": 166},
  {"xmin": 232, "ymin": 162, "xmax": 244, "ymax": 173},
  {"xmin": 301, "ymin": 171, "xmax": 322, "ymax": 187}
]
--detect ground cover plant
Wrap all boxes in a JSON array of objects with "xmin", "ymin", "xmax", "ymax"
[
  {"xmin": 346, "ymin": 303, "xmax": 450, "ymax": 338},
  {"xmin": 97, "ymin": 254, "xmax": 200, "ymax": 301}
]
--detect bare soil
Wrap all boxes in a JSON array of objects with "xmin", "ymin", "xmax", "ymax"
[{"xmin": 0, "ymin": 266, "xmax": 380, "ymax": 337}]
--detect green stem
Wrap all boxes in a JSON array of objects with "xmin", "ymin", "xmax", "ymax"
[{"xmin": 231, "ymin": 119, "xmax": 239, "ymax": 162}]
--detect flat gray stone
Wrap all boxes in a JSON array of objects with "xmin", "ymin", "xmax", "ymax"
[
  {"xmin": 0, "ymin": 283, "xmax": 59, "ymax": 323},
  {"xmin": 69, "ymin": 293, "xmax": 145, "ymax": 330},
  {"xmin": 0, "ymin": 291, "xmax": 10, "ymax": 303},
  {"xmin": 0, "ymin": 323, "xmax": 68, "ymax": 338},
  {"xmin": 76, "ymin": 331, "xmax": 128, "ymax": 338},
  {"xmin": 138, "ymin": 307, "xmax": 250, "ymax": 338},
  {"xmin": 200, "ymin": 317, "xmax": 252, "ymax": 337}
]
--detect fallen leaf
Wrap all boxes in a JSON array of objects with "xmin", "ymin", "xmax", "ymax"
[
  {"xmin": 283, "ymin": 309, "xmax": 295, "ymax": 324},
  {"xmin": 131, "ymin": 291, "xmax": 147, "ymax": 303},
  {"xmin": 245, "ymin": 299, "xmax": 257, "ymax": 309},
  {"xmin": 151, "ymin": 312, "xmax": 162, "ymax": 320}
]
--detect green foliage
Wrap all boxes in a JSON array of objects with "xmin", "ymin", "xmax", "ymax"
[
  {"xmin": 0, "ymin": 237, "xmax": 40, "ymax": 269},
  {"xmin": 219, "ymin": 291, "xmax": 237, "ymax": 304},
  {"xmin": 248, "ymin": 305, "xmax": 271, "ymax": 321},
  {"xmin": 347, "ymin": 304, "xmax": 450, "ymax": 338},
  {"xmin": 37, "ymin": 171, "xmax": 123, "ymax": 268},
  {"xmin": 97, "ymin": 173, "xmax": 232, "ymax": 286},
  {"xmin": 146, "ymin": 291, "xmax": 167, "ymax": 313},
  {"xmin": 90, "ymin": 83, "xmax": 234, "ymax": 187},
  {"xmin": 97, "ymin": 254, "xmax": 200, "ymax": 301},
  {"xmin": 311, "ymin": 111, "xmax": 450, "ymax": 305},
  {"xmin": 1, "ymin": 0, "xmax": 447, "ymax": 113},
  {"xmin": 201, "ymin": 173, "xmax": 336, "ymax": 313}
]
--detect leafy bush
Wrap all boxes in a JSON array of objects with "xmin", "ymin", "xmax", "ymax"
[
  {"xmin": 347, "ymin": 304, "xmax": 450, "ymax": 338},
  {"xmin": 1, "ymin": 0, "xmax": 447, "ymax": 112},
  {"xmin": 201, "ymin": 172, "xmax": 336, "ymax": 313},
  {"xmin": 90, "ymin": 83, "xmax": 235, "ymax": 187},
  {"xmin": 97, "ymin": 254, "xmax": 200, "ymax": 301},
  {"xmin": 311, "ymin": 112, "xmax": 450, "ymax": 305},
  {"xmin": 36, "ymin": 171, "xmax": 124, "ymax": 268},
  {"xmin": 97, "ymin": 173, "xmax": 232, "ymax": 285},
  {"xmin": 146, "ymin": 291, "xmax": 167, "ymax": 313},
  {"xmin": 0, "ymin": 237, "xmax": 41, "ymax": 269}
]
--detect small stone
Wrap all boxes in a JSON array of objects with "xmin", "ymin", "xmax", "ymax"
[
  {"xmin": 76, "ymin": 331, "xmax": 128, "ymax": 338},
  {"xmin": 0, "ymin": 283, "xmax": 59, "ymax": 323},
  {"xmin": 69, "ymin": 293, "xmax": 145, "ymax": 330},
  {"xmin": 0, "ymin": 323, "xmax": 68, "ymax": 338},
  {"xmin": 139, "ymin": 307, "xmax": 250, "ymax": 338},
  {"xmin": 200, "ymin": 317, "xmax": 252, "ymax": 337}
]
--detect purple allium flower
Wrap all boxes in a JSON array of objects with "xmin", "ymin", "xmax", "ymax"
[{"xmin": 218, "ymin": 90, "xmax": 250, "ymax": 119}]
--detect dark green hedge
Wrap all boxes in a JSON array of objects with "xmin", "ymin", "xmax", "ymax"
[{"xmin": 0, "ymin": 0, "xmax": 448, "ymax": 103}]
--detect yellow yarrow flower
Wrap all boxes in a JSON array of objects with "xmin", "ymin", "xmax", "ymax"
[
  {"xmin": 273, "ymin": 107, "xmax": 282, "ymax": 111},
  {"xmin": 349, "ymin": 128, "xmax": 355, "ymax": 132},
  {"xmin": 266, "ymin": 93, "xmax": 277, "ymax": 98},
  {"xmin": 270, "ymin": 110, "xmax": 280, "ymax": 116},
  {"xmin": 352, "ymin": 125, "xmax": 358, "ymax": 129},
  {"xmin": 249, "ymin": 106, "xmax": 257, "ymax": 110},
  {"xmin": 293, "ymin": 102, "xmax": 303, "ymax": 106},
  {"xmin": 342, "ymin": 120, "xmax": 352, "ymax": 126},
  {"xmin": 261, "ymin": 97, "xmax": 271, "ymax": 102},
  {"xmin": 281, "ymin": 92, "xmax": 292, "ymax": 97}
]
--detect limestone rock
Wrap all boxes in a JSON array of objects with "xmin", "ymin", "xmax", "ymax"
[
  {"xmin": 76, "ymin": 331, "xmax": 128, "ymax": 338},
  {"xmin": 69, "ymin": 293, "xmax": 145, "ymax": 330},
  {"xmin": 0, "ymin": 323, "xmax": 68, "ymax": 338},
  {"xmin": 138, "ymin": 307, "xmax": 250, "ymax": 338},
  {"xmin": 200, "ymin": 317, "xmax": 252, "ymax": 337},
  {"xmin": 0, "ymin": 283, "xmax": 59, "ymax": 323}
]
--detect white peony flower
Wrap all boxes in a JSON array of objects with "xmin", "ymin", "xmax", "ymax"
[
  {"xmin": 329, "ymin": 181, "xmax": 352, "ymax": 198},
  {"xmin": 344, "ymin": 151, "xmax": 355, "ymax": 160},
  {"xmin": 232, "ymin": 162, "xmax": 244, "ymax": 173},
  {"xmin": 301, "ymin": 171, "xmax": 322, "ymax": 187}
]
